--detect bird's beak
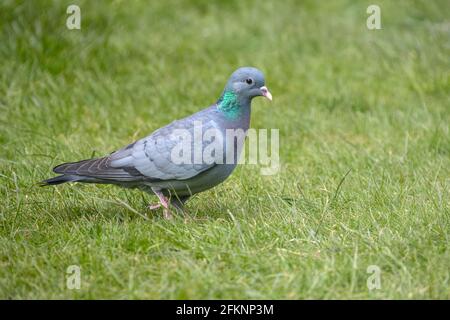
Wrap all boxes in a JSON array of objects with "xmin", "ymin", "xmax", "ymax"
[{"xmin": 260, "ymin": 86, "xmax": 272, "ymax": 101}]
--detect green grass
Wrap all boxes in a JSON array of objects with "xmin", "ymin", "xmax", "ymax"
[{"xmin": 0, "ymin": 0, "xmax": 449, "ymax": 299}]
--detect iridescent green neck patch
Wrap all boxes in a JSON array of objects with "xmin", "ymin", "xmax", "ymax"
[{"xmin": 217, "ymin": 91, "xmax": 241, "ymax": 119}]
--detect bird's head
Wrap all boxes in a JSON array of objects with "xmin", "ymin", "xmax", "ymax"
[
  {"xmin": 217, "ymin": 67, "xmax": 272, "ymax": 119},
  {"xmin": 223, "ymin": 67, "xmax": 272, "ymax": 102}
]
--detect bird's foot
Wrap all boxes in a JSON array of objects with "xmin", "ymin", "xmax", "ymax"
[
  {"xmin": 151, "ymin": 188, "xmax": 175, "ymax": 220},
  {"xmin": 147, "ymin": 203, "xmax": 161, "ymax": 210},
  {"xmin": 147, "ymin": 203, "xmax": 173, "ymax": 220}
]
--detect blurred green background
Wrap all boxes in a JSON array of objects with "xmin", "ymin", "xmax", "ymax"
[{"xmin": 0, "ymin": 0, "xmax": 449, "ymax": 299}]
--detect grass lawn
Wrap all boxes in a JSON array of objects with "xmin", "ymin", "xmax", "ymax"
[{"xmin": 0, "ymin": 0, "xmax": 449, "ymax": 299}]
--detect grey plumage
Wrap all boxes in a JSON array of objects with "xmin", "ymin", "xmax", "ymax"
[{"xmin": 42, "ymin": 67, "xmax": 272, "ymax": 215}]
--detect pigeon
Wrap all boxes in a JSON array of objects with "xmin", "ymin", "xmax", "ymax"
[{"xmin": 41, "ymin": 67, "xmax": 272, "ymax": 219}]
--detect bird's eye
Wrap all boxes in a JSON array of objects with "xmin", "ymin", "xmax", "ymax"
[{"xmin": 245, "ymin": 78, "xmax": 253, "ymax": 85}]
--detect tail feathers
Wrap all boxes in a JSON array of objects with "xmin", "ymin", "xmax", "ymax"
[
  {"xmin": 40, "ymin": 175, "xmax": 83, "ymax": 186},
  {"xmin": 51, "ymin": 157, "xmax": 143, "ymax": 181},
  {"xmin": 53, "ymin": 158, "xmax": 104, "ymax": 174},
  {"xmin": 40, "ymin": 156, "xmax": 141, "ymax": 187}
]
